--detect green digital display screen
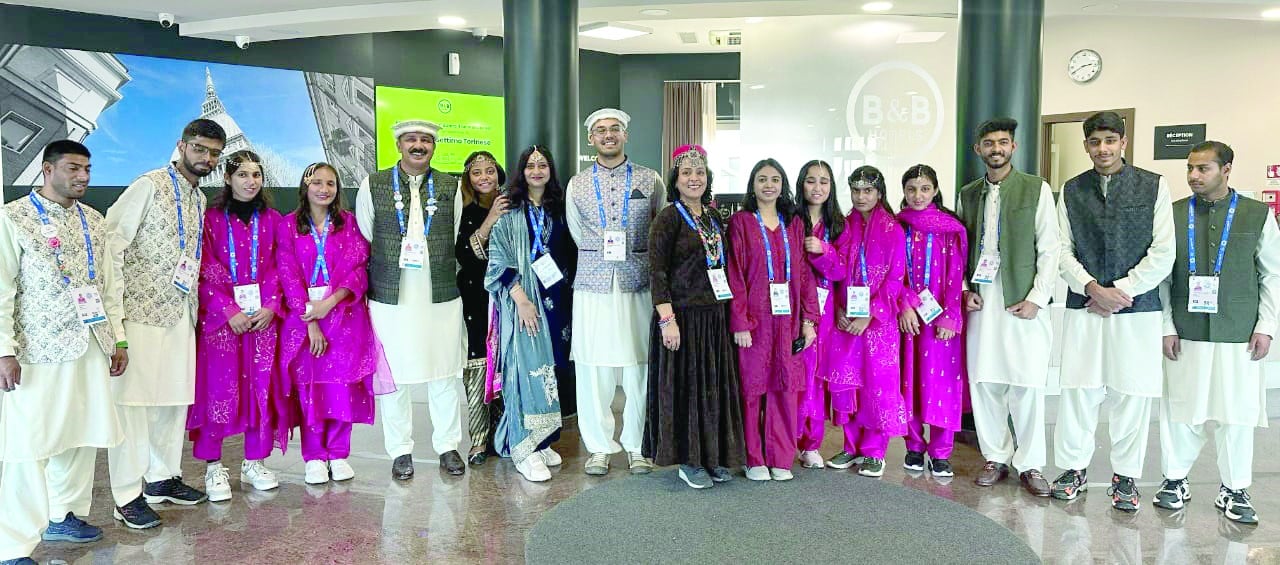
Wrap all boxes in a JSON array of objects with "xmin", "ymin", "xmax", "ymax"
[{"xmin": 375, "ymin": 86, "xmax": 506, "ymax": 174}]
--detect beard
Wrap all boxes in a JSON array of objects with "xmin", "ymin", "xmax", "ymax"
[
  {"xmin": 982, "ymin": 153, "xmax": 1007, "ymax": 169},
  {"xmin": 184, "ymin": 155, "xmax": 214, "ymax": 178}
]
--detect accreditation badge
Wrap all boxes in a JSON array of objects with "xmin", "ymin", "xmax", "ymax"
[
  {"xmin": 305, "ymin": 286, "xmax": 329, "ymax": 316},
  {"xmin": 707, "ymin": 268, "xmax": 733, "ymax": 301},
  {"xmin": 71, "ymin": 286, "xmax": 107, "ymax": 326},
  {"xmin": 234, "ymin": 284, "xmax": 262, "ymax": 315},
  {"xmin": 1187, "ymin": 275, "xmax": 1220, "ymax": 314},
  {"xmin": 816, "ymin": 286, "xmax": 830, "ymax": 316},
  {"xmin": 399, "ymin": 238, "xmax": 426, "ymax": 270},
  {"xmin": 532, "ymin": 254, "xmax": 565, "ymax": 288},
  {"xmin": 172, "ymin": 254, "xmax": 198, "ymax": 293},
  {"xmin": 769, "ymin": 283, "xmax": 792, "ymax": 316},
  {"xmin": 915, "ymin": 289, "xmax": 943, "ymax": 325},
  {"xmin": 846, "ymin": 286, "xmax": 871, "ymax": 318},
  {"xmin": 970, "ymin": 254, "xmax": 1001, "ymax": 285},
  {"xmin": 603, "ymin": 230, "xmax": 627, "ymax": 262}
]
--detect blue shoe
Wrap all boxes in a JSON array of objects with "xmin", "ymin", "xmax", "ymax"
[
  {"xmin": 42, "ymin": 511, "xmax": 102, "ymax": 543},
  {"xmin": 0, "ymin": 558, "xmax": 37, "ymax": 565}
]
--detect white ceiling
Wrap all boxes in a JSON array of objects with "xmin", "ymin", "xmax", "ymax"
[{"xmin": 9, "ymin": 0, "xmax": 1280, "ymax": 53}]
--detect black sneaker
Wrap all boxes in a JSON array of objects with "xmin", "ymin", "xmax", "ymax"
[
  {"xmin": 903, "ymin": 451, "xmax": 925, "ymax": 471},
  {"xmin": 1153, "ymin": 478, "xmax": 1190, "ymax": 510},
  {"xmin": 1108, "ymin": 474, "xmax": 1140, "ymax": 513},
  {"xmin": 113, "ymin": 495, "xmax": 161, "ymax": 529},
  {"xmin": 1215, "ymin": 485, "xmax": 1259, "ymax": 525},
  {"xmin": 41, "ymin": 512, "xmax": 102, "ymax": 543},
  {"xmin": 929, "ymin": 458, "xmax": 954, "ymax": 477},
  {"xmin": 1051, "ymin": 469, "xmax": 1088, "ymax": 500},
  {"xmin": 144, "ymin": 477, "xmax": 208, "ymax": 505}
]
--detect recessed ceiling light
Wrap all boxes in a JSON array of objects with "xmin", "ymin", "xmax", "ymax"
[
  {"xmin": 640, "ymin": 9, "xmax": 669, "ymax": 16},
  {"xmin": 1263, "ymin": 8, "xmax": 1280, "ymax": 19},
  {"xmin": 897, "ymin": 31, "xmax": 946, "ymax": 44},
  {"xmin": 745, "ymin": 17, "xmax": 765, "ymax": 24},
  {"xmin": 862, "ymin": 1, "xmax": 894, "ymax": 12},
  {"xmin": 438, "ymin": 16, "xmax": 466, "ymax": 26},
  {"xmin": 749, "ymin": 84, "xmax": 765, "ymax": 90},
  {"xmin": 578, "ymin": 22, "xmax": 653, "ymax": 40}
]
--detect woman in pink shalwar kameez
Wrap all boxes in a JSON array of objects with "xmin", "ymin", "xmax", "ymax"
[
  {"xmin": 823, "ymin": 166, "xmax": 906, "ymax": 478},
  {"xmin": 727, "ymin": 158, "xmax": 818, "ymax": 482},
  {"xmin": 795, "ymin": 160, "xmax": 850, "ymax": 469},
  {"xmin": 896, "ymin": 165, "xmax": 969, "ymax": 478},
  {"xmin": 191, "ymin": 150, "xmax": 292, "ymax": 502},
  {"xmin": 277, "ymin": 163, "xmax": 391, "ymax": 486}
]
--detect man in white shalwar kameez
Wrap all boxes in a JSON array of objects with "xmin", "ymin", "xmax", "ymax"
[
  {"xmin": 1053, "ymin": 111, "xmax": 1175, "ymax": 512},
  {"xmin": 105, "ymin": 119, "xmax": 225, "ymax": 528},
  {"xmin": 1153, "ymin": 141, "xmax": 1278, "ymax": 525},
  {"xmin": 356, "ymin": 120, "xmax": 467, "ymax": 477},
  {"xmin": 955, "ymin": 118, "xmax": 1059, "ymax": 497},
  {"xmin": 565, "ymin": 108, "xmax": 663, "ymax": 475},
  {"xmin": 0, "ymin": 141, "xmax": 126, "ymax": 564}
]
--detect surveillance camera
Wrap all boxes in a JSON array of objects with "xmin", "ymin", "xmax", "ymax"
[
  {"xmin": 235, "ymin": 35, "xmax": 251, "ymax": 50},
  {"xmin": 471, "ymin": 27, "xmax": 487, "ymax": 40},
  {"xmin": 158, "ymin": 12, "xmax": 175, "ymax": 28}
]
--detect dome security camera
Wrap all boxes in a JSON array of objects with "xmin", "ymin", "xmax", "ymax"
[
  {"xmin": 158, "ymin": 13, "xmax": 175, "ymax": 28},
  {"xmin": 235, "ymin": 35, "xmax": 251, "ymax": 50}
]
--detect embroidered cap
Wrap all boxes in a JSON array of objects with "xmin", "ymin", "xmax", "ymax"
[
  {"xmin": 392, "ymin": 119, "xmax": 441, "ymax": 140},
  {"xmin": 671, "ymin": 144, "xmax": 707, "ymax": 169}
]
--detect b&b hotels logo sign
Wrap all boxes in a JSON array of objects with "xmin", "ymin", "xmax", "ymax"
[{"xmin": 845, "ymin": 61, "xmax": 945, "ymax": 164}]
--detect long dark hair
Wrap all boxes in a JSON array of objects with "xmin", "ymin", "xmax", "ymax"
[
  {"xmin": 899, "ymin": 164, "xmax": 961, "ymax": 221},
  {"xmin": 294, "ymin": 162, "xmax": 346, "ymax": 235},
  {"xmin": 796, "ymin": 159, "xmax": 844, "ymax": 240},
  {"xmin": 506, "ymin": 145, "xmax": 565, "ymax": 215},
  {"xmin": 461, "ymin": 150, "xmax": 506, "ymax": 208},
  {"xmin": 742, "ymin": 158, "xmax": 796, "ymax": 221},
  {"xmin": 212, "ymin": 150, "xmax": 271, "ymax": 209},
  {"xmin": 848, "ymin": 165, "xmax": 894, "ymax": 216}
]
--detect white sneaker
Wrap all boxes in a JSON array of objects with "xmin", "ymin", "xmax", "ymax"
[
  {"xmin": 799, "ymin": 450, "xmax": 824, "ymax": 469},
  {"xmin": 744, "ymin": 466, "xmax": 772, "ymax": 481},
  {"xmin": 770, "ymin": 467, "xmax": 794, "ymax": 481},
  {"xmin": 329, "ymin": 459, "xmax": 355, "ymax": 482},
  {"xmin": 240, "ymin": 460, "xmax": 280, "ymax": 491},
  {"xmin": 304, "ymin": 461, "xmax": 330, "ymax": 485},
  {"xmin": 205, "ymin": 464, "xmax": 232, "ymax": 502},
  {"xmin": 516, "ymin": 455, "xmax": 552, "ymax": 482},
  {"xmin": 538, "ymin": 448, "xmax": 563, "ymax": 467}
]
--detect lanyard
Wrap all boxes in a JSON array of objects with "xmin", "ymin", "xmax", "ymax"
[
  {"xmin": 755, "ymin": 212, "xmax": 791, "ymax": 282},
  {"xmin": 905, "ymin": 228, "xmax": 935, "ymax": 289},
  {"xmin": 592, "ymin": 162, "xmax": 632, "ymax": 230},
  {"xmin": 1188, "ymin": 192, "xmax": 1238, "ymax": 277},
  {"xmin": 674, "ymin": 201, "xmax": 724, "ymax": 268},
  {"xmin": 392, "ymin": 165, "xmax": 436, "ymax": 238},
  {"xmin": 28, "ymin": 191, "xmax": 95, "ymax": 286},
  {"xmin": 224, "ymin": 209, "xmax": 260, "ymax": 284},
  {"xmin": 527, "ymin": 205, "xmax": 551, "ymax": 262},
  {"xmin": 309, "ymin": 214, "xmax": 330, "ymax": 286},
  {"xmin": 167, "ymin": 167, "xmax": 202, "ymax": 259}
]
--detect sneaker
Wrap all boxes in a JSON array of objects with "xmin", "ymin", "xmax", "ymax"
[
  {"xmin": 769, "ymin": 467, "xmax": 794, "ymax": 481},
  {"xmin": 1216, "ymin": 485, "xmax": 1259, "ymax": 525},
  {"xmin": 113, "ymin": 495, "xmax": 161, "ymax": 529},
  {"xmin": 304, "ymin": 460, "xmax": 330, "ymax": 485},
  {"xmin": 144, "ymin": 477, "xmax": 208, "ymax": 505},
  {"xmin": 241, "ymin": 459, "xmax": 280, "ymax": 491},
  {"xmin": 826, "ymin": 451, "xmax": 860, "ymax": 470},
  {"xmin": 1108, "ymin": 474, "xmax": 1140, "ymax": 513},
  {"xmin": 744, "ymin": 465, "xmax": 772, "ymax": 481},
  {"xmin": 858, "ymin": 457, "xmax": 886, "ymax": 477},
  {"xmin": 627, "ymin": 451, "xmax": 654, "ymax": 475},
  {"xmin": 929, "ymin": 458, "xmax": 954, "ymax": 478},
  {"xmin": 1153, "ymin": 478, "xmax": 1190, "ymax": 510},
  {"xmin": 584, "ymin": 452, "xmax": 610, "ymax": 476},
  {"xmin": 903, "ymin": 451, "xmax": 925, "ymax": 472},
  {"xmin": 538, "ymin": 447, "xmax": 563, "ymax": 467},
  {"xmin": 799, "ymin": 450, "xmax": 824, "ymax": 469},
  {"xmin": 329, "ymin": 459, "xmax": 355, "ymax": 482},
  {"xmin": 205, "ymin": 464, "xmax": 232, "ymax": 502},
  {"xmin": 41, "ymin": 512, "xmax": 102, "ymax": 543},
  {"xmin": 1051, "ymin": 469, "xmax": 1088, "ymax": 501},
  {"xmin": 1, "ymin": 558, "xmax": 37, "ymax": 565},
  {"xmin": 709, "ymin": 467, "xmax": 733, "ymax": 482},
  {"xmin": 516, "ymin": 455, "xmax": 552, "ymax": 482},
  {"xmin": 678, "ymin": 465, "xmax": 713, "ymax": 489}
]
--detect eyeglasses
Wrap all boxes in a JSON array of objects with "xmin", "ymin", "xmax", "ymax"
[
  {"xmin": 187, "ymin": 142, "xmax": 223, "ymax": 159},
  {"xmin": 591, "ymin": 125, "xmax": 625, "ymax": 136}
]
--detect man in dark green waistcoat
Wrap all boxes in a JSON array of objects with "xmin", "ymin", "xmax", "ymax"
[
  {"xmin": 355, "ymin": 119, "xmax": 467, "ymax": 478},
  {"xmin": 1152, "ymin": 141, "xmax": 1277, "ymax": 525}
]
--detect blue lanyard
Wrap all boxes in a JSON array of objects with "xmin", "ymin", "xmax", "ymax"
[
  {"xmin": 167, "ymin": 167, "xmax": 202, "ymax": 260},
  {"xmin": 224, "ymin": 209, "xmax": 260, "ymax": 284},
  {"xmin": 527, "ymin": 205, "xmax": 551, "ymax": 262},
  {"xmin": 28, "ymin": 191, "xmax": 95, "ymax": 286},
  {"xmin": 674, "ymin": 201, "xmax": 724, "ymax": 268},
  {"xmin": 1188, "ymin": 192, "xmax": 1238, "ymax": 277},
  {"xmin": 905, "ymin": 228, "xmax": 935, "ymax": 289},
  {"xmin": 754, "ymin": 212, "xmax": 791, "ymax": 282},
  {"xmin": 308, "ymin": 214, "xmax": 330, "ymax": 286},
  {"xmin": 592, "ymin": 163, "xmax": 632, "ymax": 230},
  {"xmin": 392, "ymin": 165, "xmax": 436, "ymax": 238}
]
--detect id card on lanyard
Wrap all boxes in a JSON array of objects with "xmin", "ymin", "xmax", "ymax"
[
  {"xmin": 226, "ymin": 209, "xmax": 262, "ymax": 315},
  {"xmin": 756, "ymin": 212, "xmax": 792, "ymax": 315},
  {"xmin": 815, "ymin": 228, "xmax": 830, "ymax": 315},
  {"xmin": 392, "ymin": 165, "xmax": 435, "ymax": 270},
  {"xmin": 1186, "ymin": 193, "xmax": 1238, "ymax": 314},
  {"xmin": 29, "ymin": 192, "xmax": 106, "ymax": 326},
  {"xmin": 906, "ymin": 228, "xmax": 943, "ymax": 324},
  {"xmin": 528, "ymin": 205, "xmax": 564, "ymax": 288},
  {"xmin": 594, "ymin": 163, "xmax": 632, "ymax": 261},
  {"xmin": 846, "ymin": 243, "xmax": 871, "ymax": 319},
  {"xmin": 306, "ymin": 214, "xmax": 332, "ymax": 316},
  {"xmin": 675, "ymin": 201, "xmax": 731, "ymax": 301},
  {"xmin": 167, "ymin": 168, "xmax": 201, "ymax": 293}
]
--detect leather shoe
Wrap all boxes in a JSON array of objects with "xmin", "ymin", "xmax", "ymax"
[
  {"xmin": 391, "ymin": 454, "xmax": 414, "ymax": 480},
  {"xmin": 440, "ymin": 450, "xmax": 465, "ymax": 475},
  {"xmin": 975, "ymin": 461, "xmax": 1009, "ymax": 487},
  {"xmin": 1021, "ymin": 469, "xmax": 1052, "ymax": 497}
]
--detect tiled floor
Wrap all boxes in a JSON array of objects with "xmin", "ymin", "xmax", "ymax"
[{"xmin": 24, "ymin": 392, "xmax": 1280, "ymax": 564}]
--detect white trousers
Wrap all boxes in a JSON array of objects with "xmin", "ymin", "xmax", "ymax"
[
  {"xmin": 1054, "ymin": 386, "xmax": 1152, "ymax": 478},
  {"xmin": 0, "ymin": 446, "xmax": 97, "ymax": 560},
  {"xmin": 1159, "ymin": 398, "xmax": 1254, "ymax": 489},
  {"xmin": 971, "ymin": 382, "xmax": 1047, "ymax": 473},
  {"xmin": 108, "ymin": 405, "xmax": 188, "ymax": 506},
  {"xmin": 378, "ymin": 377, "xmax": 463, "ymax": 458},
  {"xmin": 575, "ymin": 364, "xmax": 647, "ymax": 454}
]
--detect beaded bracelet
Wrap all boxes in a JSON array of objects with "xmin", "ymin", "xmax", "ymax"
[{"xmin": 657, "ymin": 314, "xmax": 675, "ymax": 328}]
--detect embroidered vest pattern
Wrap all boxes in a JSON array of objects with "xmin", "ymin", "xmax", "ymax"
[
  {"xmin": 121, "ymin": 168, "xmax": 205, "ymax": 327},
  {"xmin": 568, "ymin": 161, "xmax": 660, "ymax": 293}
]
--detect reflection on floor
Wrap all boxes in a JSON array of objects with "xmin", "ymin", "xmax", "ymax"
[{"xmin": 26, "ymin": 392, "xmax": 1280, "ymax": 564}]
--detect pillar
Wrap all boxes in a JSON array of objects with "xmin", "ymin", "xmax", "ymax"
[{"xmin": 503, "ymin": 0, "xmax": 579, "ymax": 176}]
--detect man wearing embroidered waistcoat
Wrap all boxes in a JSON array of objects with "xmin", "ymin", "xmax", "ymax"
[
  {"xmin": 565, "ymin": 108, "xmax": 664, "ymax": 475},
  {"xmin": 356, "ymin": 119, "xmax": 467, "ymax": 477},
  {"xmin": 0, "ymin": 141, "xmax": 127, "ymax": 564},
  {"xmin": 1153, "ymin": 141, "xmax": 1278, "ymax": 525},
  {"xmin": 105, "ymin": 119, "xmax": 224, "ymax": 528},
  {"xmin": 1053, "ymin": 111, "xmax": 1175, "ymax": 512}
]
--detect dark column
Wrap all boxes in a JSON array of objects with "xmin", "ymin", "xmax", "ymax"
[
  {"xmin": 955, "ymin": 0, "xmax": 1043, "ymax": 189},
  {"xmin": 503, "ymin": 0, "xmax": 579, "ymax": 176}
]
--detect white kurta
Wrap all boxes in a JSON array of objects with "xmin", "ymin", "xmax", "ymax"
[
  {"xmin": 356, "ymin": 172, "xmax": 466, "ymax": 385},
  {"xmin": 1159, "ymin": 210, "xmax": 1280, "ymax": 427},
  {"xmin": 960, "ymin": 180, "xmax": 1060, "ymax": 387},
  {"xmin": 104, "ymin": 175, "xmax": 196, "ymax": 406},
  {"xmin": 1057, "ymin": 176, "xmax": 1175, "ymax": 397}
]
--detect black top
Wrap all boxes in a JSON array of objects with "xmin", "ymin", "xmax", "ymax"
[
  {"xmin": 649, "ymin": 204, "xmax": 724, "ymax": 308},
  {"xmin": 455, "ymin": 202, "xmax": 491, "ymax": 360}
]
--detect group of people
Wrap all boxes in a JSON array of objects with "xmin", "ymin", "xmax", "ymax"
[{"xmin": 0, "ymin": 106, "xmax": 1274, "ymax": 564}]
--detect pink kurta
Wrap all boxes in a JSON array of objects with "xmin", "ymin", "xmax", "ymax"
[
  {"xmin": 798, "ymin": 221, "xmax": 851, "ymax": 442},
  {"xmin": 897, "ymin": 205, "xmax": 969, "ymax": 432},
  {"xmin": 824, "ymin": 206, "xmax": 907, "ymax": 436},
  {"xmin": 190, "ymin": 206, "xmax": 292, "ymax": 453}
]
